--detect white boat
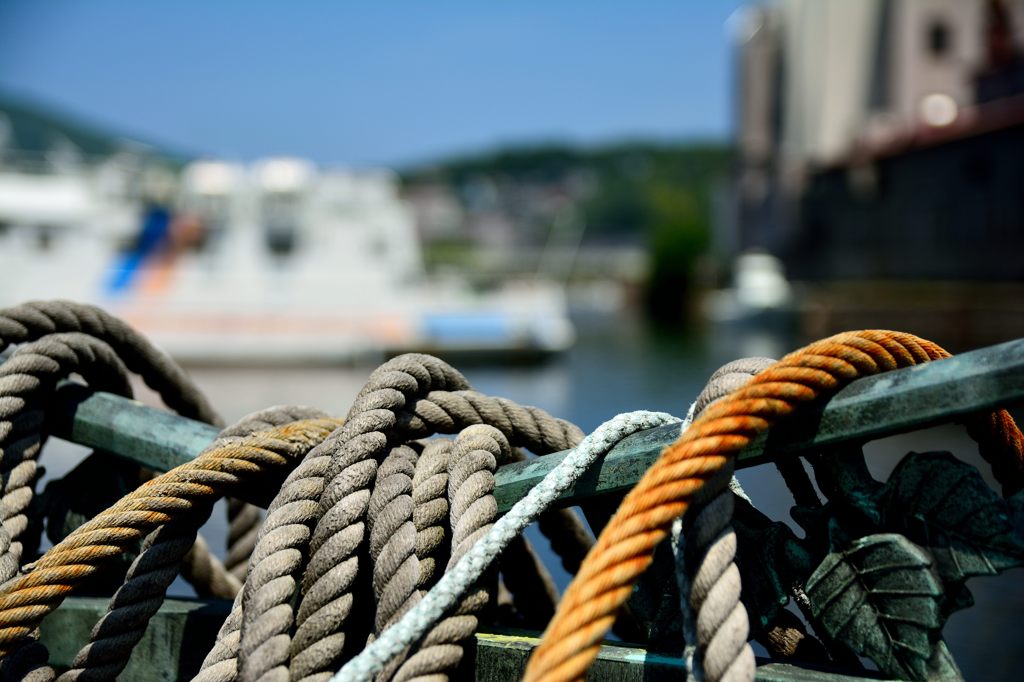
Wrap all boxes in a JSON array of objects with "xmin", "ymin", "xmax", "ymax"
[
  {"xmin": 0, "ymin": 156, "xmax": 574, "ymax": 364},
  {"xmin": 701, "ymin": 250, "xmax": 796, "ymax": 324}
]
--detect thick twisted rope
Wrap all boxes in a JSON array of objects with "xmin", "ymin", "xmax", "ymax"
[
  {"xmin": 400, "ymin": 391, "xmax": 582, "ymax": 451},
  {"xmin": 688, "ymin": 358, "xmax": 828, "ymax": 668},
  {"xmin": 408, "ymin": 439, "xmax": 559, "ymax": 640},
  {"xmin": 410, "ymin": 432, "xmax": 579, "ymax": 626},
  {"xmin": 56, "ymin": 406, "xmax": 330, "ymax": 681},
  {"xmin": 199, "ymin": 412, "xmax": 375, "ymax": 682},
  {"xmin": 387, "ymin": 425, "xmax": 510, "ymax": 682},
  {"xmin": 0, "ymin": 301, "xmax": 267, "ymax": 589},
  {"xmin": 364, "ymin": 444, "xmax": 422, "ymax": 682},
  {"xmin": 672, "ymin": 464, "xmax": 752, "ymax": 682},
  {"xmin": 290, "ymin": 355, "xmax": 470, "ymax": 682},
  {"xmin": 412, "ymin": 438, "xmax": 454, "ymax": 593},
  {"xmin": 369, "ymin": 445, "xmax": 423, "ymax": 638},
  {"xmin": 197, "ymin": 371, "xmax": 581, "ymax": 681},
  {"xmin": 0, "ymin": 300, "xmax": 256, "ymax": 600},
  {"xmin": 673, "ymin": 358, "xmax": 778, "ymax": 682},
  {"xmin": 333, "ymin": 410, "xmax": 681, "ymax": 682},
  {"xmin": 524, "ymin": 330, "xmax": 1024, "ymax": 682},
  {"xmin": 0, "ymin": 301, "xmax": 220, "ymax": 424},
  {"xmin": 0, "ymin": 333, "xmax": 134, "ymax": 585},
  {"xmin": 290, "ymin": 355, "xmax": 589, "ymax": 682},
  {"xmin": 0, "ymin": 417, "xmax": 340, "ymax": 656}
]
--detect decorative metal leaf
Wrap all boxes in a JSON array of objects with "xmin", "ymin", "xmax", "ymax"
[
  {"xmin": 733, "ymin": 499, "xmax": 812, "ymax": 632},
  {"xmin": 878, "ymin": 451, "xmax": 1024, "ymax": 592},
  {"xmin": 805, "ymin": 531, "xmax": 943, "ymax": 681}
]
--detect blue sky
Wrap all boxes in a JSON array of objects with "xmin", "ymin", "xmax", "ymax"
[{"xmin": 0, "ymin": 1, "xmax": 746, "ymax": 167}]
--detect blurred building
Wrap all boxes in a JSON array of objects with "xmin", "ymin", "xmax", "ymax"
[{"xmin": 731, "ymin": 0, "xmax": 1024, "ymax": 285}]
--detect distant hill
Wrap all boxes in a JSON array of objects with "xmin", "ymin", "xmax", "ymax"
[
  {"xmin": 402, "ymin": 140, "xmax": 732, "ymax": 322},
  {"xmin": 0, "ymin": 90, "xmax": 184, "ymax": 162},
  {"xmin": 402, "ymin": 140, "xmax": 732, "ymax": 238}
]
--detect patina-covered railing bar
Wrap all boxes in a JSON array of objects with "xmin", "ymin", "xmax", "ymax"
[{"xmin": 45, "ymin": 337, "xmax": 1024, "ymax": 513}]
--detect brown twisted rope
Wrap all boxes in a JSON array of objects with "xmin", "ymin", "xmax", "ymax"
[
  {"xmin": 524, "ymin": 330, "xmax": 1024, "ymax": 682},
  {"xmin": 0, "ymin": 417, "xmax": 341, "ymax": 655}
]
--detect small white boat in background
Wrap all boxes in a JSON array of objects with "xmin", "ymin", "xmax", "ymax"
[
  {"xmin": 702, "ymin": 250, "xmax": 795, "ymax": 324},
  {"xmin": 0, "ymin": 156, "xmax": 574, "ymax": 364}
]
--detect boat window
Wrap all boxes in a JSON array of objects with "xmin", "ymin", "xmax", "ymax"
[
  {"xmin": 262, "ymin": 192, "xmax": 300, "ymax": 256},
  {"xmin": 369, "ymin": 235, "xmax": 389, "ymax": 257},
  {"xmin": 36, "ymin": 225, "xmax": 55, "ymax": 251},
  {"xmin": 927, "ymin": 18, "xmax": 952, "ymax": 58}
]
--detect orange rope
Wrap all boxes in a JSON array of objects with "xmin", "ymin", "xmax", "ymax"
[{"xmin": 524, "ymin": 330, "xmax": 1024, "ymax": 682}]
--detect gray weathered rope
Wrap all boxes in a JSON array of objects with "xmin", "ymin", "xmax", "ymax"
[
  {"xmin": 411, "ymin": 438, "xmax": 454, "ymax": 592},
  {"xmin": 368, "ymin": 444, "xmax": 423, "ymax": 637},
  {"xmin": 60, "ymin": 514, "xmax": 211, "ymax": 681},
  {"xmin": 492, "ymin": 448, "xmax": 560, "ymax": 632},
  {"xmin": 0, "ymin": 637, "xmax": 53, "ymax": 681},
  {"xmin": 290, "ymin": 355, "xmax": 470, "ymax": 682},
  {"xmin": 388, "ymin": 426, "xmax": 509, "ymax": 682},
  {"xmin": 0, "ymin": 333, "xmax": 133, "ymax": 585},
  {"xmin": 198, "ymin": 355, "xmax": 587, "ymax": 682},
  {"xmin": 673, "ymin": 358, "xmax": 777, "ymax": 682},
  {"xmin": 195, "ymin": 355, "xmax": 464, "ymax": 680},
  {"xmin": 290, "ymin": 359, "xmax": 589, "ymax": 681},
  {"xmin": 674, "ymin": 462, "xmax": 753, "ymax": 682},
  {"xmin": 364, "ymin": 444, "xmax": 421, "ymax": 682},
  {"xmin": 335, "ymin": 410, "xmax": 679, "ymax": 681},
  {"xmin": 0, "ymin": 300, "xmax": 264, "ymax": 596},
  {"xmin": 186, "ymin": 407, "xmax": 337, "ymax": 681},
  {"xmin": 58, "ymin": 406, "xmax": 329, "ymax": 681},
  {"xmin": 218, "ymin": 407, "xmax": 333, "ymax": 587},
  {"xmin": 412, "ymin": 437, "xmax": 576, "ymax": 619},
  {"xmin": 0, "ymin": 300, "xmax": 220, "ymax": 424},
  {"xmin": 400, "ymin": 391, "xmax": 582, "ymax": 452},
  {"xmin": 184, "ymin": 533, "xmax": 244, "ymax": 599},
  {"xmin": 0, "ymin": 300, "xmax": 256, "ymax": 603},
  {"xmin": 197, "ymin": 421, "xmax": 372, "ymax": 681},
  {"xmin": 227, "ymin": 498, "xmax": 262, "ymax": 581}
]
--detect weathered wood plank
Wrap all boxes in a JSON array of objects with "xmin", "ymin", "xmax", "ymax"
[{"xmin": 44, "ymin": 337, "xmax": 1024, "ymax": 513}]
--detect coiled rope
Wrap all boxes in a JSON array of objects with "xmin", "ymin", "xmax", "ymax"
[
  {"xmin": 58, "ymin": 405, "xmax": 332, "ymax": 681},
  {"xmin": 0, "ymin": 417, "xmax": 341, "ymax": 656},
  {"xmin": 0, "ymin": 301, "xmax": 249, "ymax": 600},
  {"xmin": 197, "ymin": 354, "xmax": 593, "ymax": 682},
  {"xmin": 0, "ymin": 333, "xmax": 133, "ymax": 586},
  {"xmin": 334, "ymin": 409, "xmax": 681, "ymax": 682},
  {"xmin": 524, "ymin": 330, "xmax": 1024, "ymax": 682}
]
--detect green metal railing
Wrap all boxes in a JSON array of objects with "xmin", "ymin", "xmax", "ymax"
[{"xmin": 46, "ymin": 337, "xmax": 1024, "ymax": 512}]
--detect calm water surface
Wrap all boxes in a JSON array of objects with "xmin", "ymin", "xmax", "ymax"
[{"xmin": 41, "ymin": 311, "xmax": 1023, "ymax": 679}]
